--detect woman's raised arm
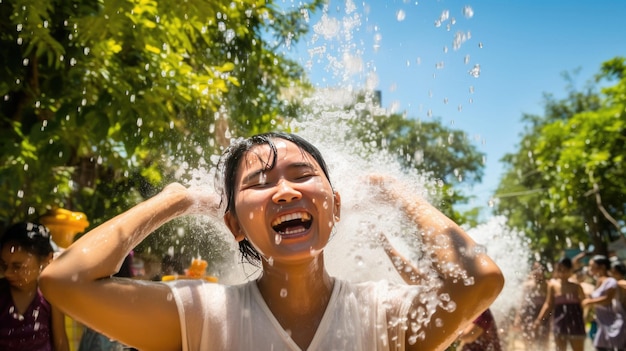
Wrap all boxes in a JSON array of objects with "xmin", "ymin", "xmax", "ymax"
[
  {"xmin": 40, "ymin": 183, "xmax": 220, "ymax": 351},
  {"xmin": 371, "ymin": 175, "xmax": 505, "ymax": 351}
]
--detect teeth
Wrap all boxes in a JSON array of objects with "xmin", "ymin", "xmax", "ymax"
[{"xmin": 271, "ymin": 212, "xmax": 311, "ymax": 227}]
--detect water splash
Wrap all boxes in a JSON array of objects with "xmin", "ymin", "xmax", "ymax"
[{"xmin": 173, "ymin": 0, "xmax": 531, "ymax": 338}]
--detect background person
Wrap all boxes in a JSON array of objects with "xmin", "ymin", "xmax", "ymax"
[
  {"xmin": 582, "ymin": 255, "xmax": 626, "ymax": 351},
  {"xmin": 456, "ymin": 308, "xmax": 502, "ymax": 351},
  {"xmin": 534, "ymin": 256, "xmax": 586, "ymax": 351},
  {"xmin": 0, "ymin": 222, "xmax": 69, "ymax": 351},
  {"xmin": 513, "ymin": 261, "xmax": 550, "ymax": 349}
]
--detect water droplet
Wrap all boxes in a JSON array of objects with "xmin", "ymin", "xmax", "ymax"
[
  {"xmin": 468, "ymin": 64, "xmax": 480, "ymax": 78},
  {"xmin": 274, "ymin": 234, "xmax": 282, "ymax": 245},
  {"xmin": 280, "ymin": 288, "xmax": 288, "ymax": 298},
  {"xmin": 396, "ymin": 10, "xmax": 406, "ymax": 22},
  {"xmin": 463, "ymin": 276, "xmax": 475, "ymax": 286},
  {"xmin": 461, "ymin": 5, "xmax": 474, "ymax": 18},
  {"xmin": 310, "ymin": 247, "xmax": 322, "ymax": 256}
]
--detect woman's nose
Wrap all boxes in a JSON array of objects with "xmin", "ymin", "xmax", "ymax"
[{"xmin": 272, "ymin": 179, "xmax": 301, "ymax": 203}]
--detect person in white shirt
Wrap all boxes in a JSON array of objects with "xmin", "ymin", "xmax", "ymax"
[{"xmin": 40, "ymin": 132, "xmax": 504, "ymax": 351}]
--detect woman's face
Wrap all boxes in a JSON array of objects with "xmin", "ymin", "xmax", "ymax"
[
  {"xmin": 588, "ymin": 260, "xmax": 604, "ymax": 277},
  {"xmin": 554, "ymin": 263, "xmax": 571, "ymax": 279},
  {"xmin": 225, "ymin": 139, "xmax": 340, "ymax": 264},
  {"xmin": 1, "ymin": 243, "xmax": 47, "ymax": 290}
]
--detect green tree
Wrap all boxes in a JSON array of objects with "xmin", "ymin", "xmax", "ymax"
[
  {"xmin": 346, "ymin": 93, "xmax": 485, "ymax": 225},
  {"xmin": 494, "ymin": 57, "xmax": 626, "ymax": 261},
  {"xmin": 0, "ymin": 0, "xmax": 322, "ymax": 259},
  {"xmin": 0, "ymin": 0, "xmax": 322, "ymax": 266}
]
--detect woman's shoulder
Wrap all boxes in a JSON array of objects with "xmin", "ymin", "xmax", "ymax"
[{"xmin": 602, "ymin": 276, "xmax": 618, "ymax": 288}]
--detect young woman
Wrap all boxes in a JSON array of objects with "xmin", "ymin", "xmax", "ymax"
[
  {"xmin": 582, "ymin": 255, "xmax": 626, "ymax": 351},
  {"xmin": 40, "ymin": 132, "xmax": 504, "ymax": 351},
  {"xmin": 534, "ymin": 257, "xmax": 586, "ymax": 351},
  {"xmin": 1, "ymin": 222, "xmax": 69, "ymax": 351}
]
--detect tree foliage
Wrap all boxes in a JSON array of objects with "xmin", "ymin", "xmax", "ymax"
[
  {"xmin": 1, "ymin": 0, "xmax": 492, "ymax": 264},
  {"xmin": 494, "ymin": 57, "xmax": 626, "ymax": 261},
  {"xmin": 0, "ymin": 0, "xmax": 322, "ymax": 266},
  {"xmin": 346, "ymin": 93, "xmax": 485, "ymax": 225},
  {"xmin": 0, "ymin": 0, "xmax": 323, "ymax": 258}
]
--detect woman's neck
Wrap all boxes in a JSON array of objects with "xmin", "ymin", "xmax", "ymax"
[
  {"xmin": 256, "ymin": 254, "xmax": 334, "ymax": 349},
  {"xmin": 257, "ymin": 254, "xmax": 333, "ymax": 309}
]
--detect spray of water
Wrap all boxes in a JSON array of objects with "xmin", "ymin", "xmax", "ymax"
[{"xmin": 178, "ymin": 0, "xmax": 532, "ymax": 339}]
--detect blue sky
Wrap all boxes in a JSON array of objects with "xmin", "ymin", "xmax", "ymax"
[{"xmin": 285, "ymin": 0, "xmax": 626, "ymax": 214}]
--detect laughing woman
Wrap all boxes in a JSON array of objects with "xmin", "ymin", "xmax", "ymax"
[{"xmin": 40, "ymin": 132, "xmax": 504, "ymax": 351}]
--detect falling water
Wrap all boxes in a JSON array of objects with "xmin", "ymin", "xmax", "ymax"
[{"xmin": 181, "ymin": 0, "xmax": 532, "ymax": 344}]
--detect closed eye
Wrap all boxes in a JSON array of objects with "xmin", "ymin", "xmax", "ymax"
[{"xmin": 294, "ymin": 173, "xmax": 315, "ymax": 181}]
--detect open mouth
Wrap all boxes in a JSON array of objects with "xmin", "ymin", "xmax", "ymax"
[{"xmin": 271, "ymin": 212, "xmax": 312, "ymax": 236}]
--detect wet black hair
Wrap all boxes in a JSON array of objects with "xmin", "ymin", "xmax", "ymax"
[
  {"xmin": 557, "ymin": 256, "xmax": 573, "ymax": 269},
  {"xmin": 0, "ymin": 222, "xmax": 54, "ymax": 258},
  {"xmin": 591, "ymin": 255, "xmax": 611, "ymax": 271},
  {"xmin": 216, "ymin": 132, "xmax": 333, "ymax": 265},
  {"xmin": 611, "ymin": 261, "xmax": 626, "ymax": 277}
]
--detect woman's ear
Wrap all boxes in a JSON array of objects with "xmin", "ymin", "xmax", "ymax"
[
  {"xmin": 333, "ymin": 191, "xmax": 341, "ymax": 222},
  {"xmin": 224, "ymin": 211, "xmax": 245, "ymax": 242}
]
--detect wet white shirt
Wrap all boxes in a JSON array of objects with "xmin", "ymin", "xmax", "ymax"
[{"xmin": 167, "ymin": 278, "xmax": 419, "ymax": 351}]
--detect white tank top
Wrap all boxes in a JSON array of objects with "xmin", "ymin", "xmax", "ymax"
[{"xmin": 167, "ymin": 278, "xmax": 419, "ymax": 351}]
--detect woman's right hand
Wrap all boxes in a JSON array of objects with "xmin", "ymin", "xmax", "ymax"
[{"xmin": 161, "ymin": 182, "xmax": 221, "ymax": 217}]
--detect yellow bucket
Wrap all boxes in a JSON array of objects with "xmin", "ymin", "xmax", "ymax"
[{"xmin": 39, "ymin": 208, "xmax": 89, "ymax": 248}]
